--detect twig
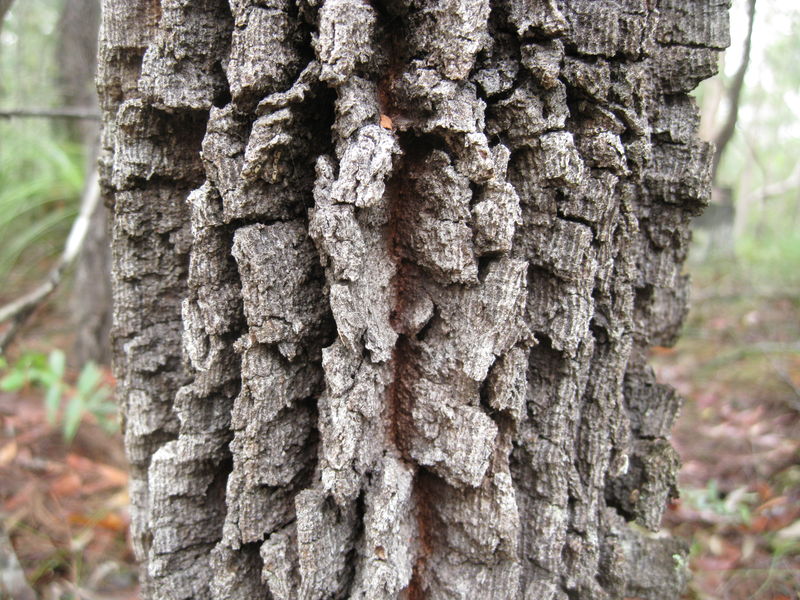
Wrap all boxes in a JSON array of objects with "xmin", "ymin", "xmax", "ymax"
[
  {"xmin": 0, "ymin": 168, "xmax": 100, "ymax": 354},
  {"xmin": 746, "ymin": 163, "xmax": 800, "ymax": 202},
  {"xmin": 0, "ymin": 518, "xmax": 36, "ymax": 600},
  {"xmin": 0, "ymin": 107, "xmax": 101, "ymax": 120}
]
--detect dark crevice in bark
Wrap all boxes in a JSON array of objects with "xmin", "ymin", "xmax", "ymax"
[
  {"xmin": 406, "ymin": 468, "xmax": 439, "ymax": 600},
  {"xmin": 556, "ymin": 210, "xmax": 597, "ymax": 232},
  {"xmin": 384, "ymin": 96, "xmax": 435, "ymax": 600},
  {"xmin": 379, "ymin": 137, "xmax": 424, "ymax": 464},
  {"xmin": 211, "ymin": 64, "xmax": 232, "ymax": 108},
  {"xmin": 588, "ymin": 319, "xmax": 609, "ymax": 346},
  {"xmin": 386, "ymin": 335, "xmax": 415, "ymax": 461}
]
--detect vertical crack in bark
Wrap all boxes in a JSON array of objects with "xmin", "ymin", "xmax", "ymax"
[
  {"xmin": 372, "ymin": 3, "xmax": 530, "ymax": 596},
  {"xmin": 384, "ymin": 132, "xmax": 419, "ymax": 462},
  {"xmin": 385, "ymin": 127, "xmax": 434, "ymax": 600},
  {"xmin": 406, "ymin": 470, "xmax": 436, "ymax": 600}
]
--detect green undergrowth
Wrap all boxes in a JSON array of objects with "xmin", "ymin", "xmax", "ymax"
[
  {"xmin": 0, "ymin": 119, "xmax": 84, "ymax": 289},
  {"xmin": 0, "ymin": 350, "xmax": 117, "ymax": 441},
  {"xmin": 736, "ymin": 231, "xmax": 800, "ymax": 292}
]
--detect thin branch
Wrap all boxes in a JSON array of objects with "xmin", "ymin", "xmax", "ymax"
[
  {"xmin": 712, "ymin": 0, "xmax": 757, "ymax": 182},
  {"xmin": 0, "ymin": 520, "xmax": 36, "ymax": 600},
  {"xmin": 0, "ymin": 169, "xmax": 101, "ymax": 354},
  {"xmin": 749, "ymin": 163, "xmax": 800, "ymax": 201},
  {"xmin": 0, "ymin": 107, "xmax": 100, "ymax": 120}
]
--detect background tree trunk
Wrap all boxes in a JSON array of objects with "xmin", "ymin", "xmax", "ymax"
[
  {"xmin": 56, "ymin": 0, "xmax": 101, "ymax": 144},
  {"xmin": 0, "ymin": 0, "xmax": 13, "ymax": 25},
  {"xmin": 711, "ymin": 0, "xmax": 755, "ymax": 182},
  {"xmin": 98, "ymin": 1, "xmax": 728, "ymax": 598},
  {"xmin": 56, "ymin": 0, "xmax": 113, "ymax": 366}
]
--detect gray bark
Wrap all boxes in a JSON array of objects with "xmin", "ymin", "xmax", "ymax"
[{"xmin": 98, "ymin": 1, "xmax": 728, "ymax": 599}]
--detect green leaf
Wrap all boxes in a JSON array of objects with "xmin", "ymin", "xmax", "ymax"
[
  {"xmin": 48, "ymin": 350, "xmax": 65, "ymax": 379},
  {"xmin": 88, "ymin": 398, "xmax": 115, "ymax": 415},
  {"xmin": 76, "ymin": 362, "xmax": 101, "ymax": 397},
  {"xmin": 19, "ymin": 352, "xmax": 47, "ymax": 371},
  {"xmin": 99, "ymin": 417, "xmax": 119, "ymax": 435},
  {"xmin": 0, "ymin": 369, "xmax": 28, "ymax": 391},
  {"xmin": 44, "ymin": 382, "xmax": 62, "ymax": 425},
  {"xmin": 62, "ymin": 395, "xmax": 84, "ymax": 443},
  {"xmin": 87, "ymin": 384, "xmax": 111, "ymax": 404}
]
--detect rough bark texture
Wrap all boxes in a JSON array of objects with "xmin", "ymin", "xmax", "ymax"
[{"xmin": 99, "ymin": 1, "xmax": 728, "ymax": 598}]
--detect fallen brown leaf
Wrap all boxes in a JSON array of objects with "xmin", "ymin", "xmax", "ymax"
[
  {"xmin": 51, "ymin": 472, "xmax": 82, "ymax": 498},
  {"xmin": 96, "ymin": 464, "xmax": 128, "ymax": 488},
  {"xmin": 68, "ymin": 511, "xmax": 127, "ymax": 532},
  {"xmin": 0, "ymin": 440, "xmax": 18, "ymax": 466},
  {"xmin": 756, "ymin": 495, "xmax": 788, "ymax": 513}
]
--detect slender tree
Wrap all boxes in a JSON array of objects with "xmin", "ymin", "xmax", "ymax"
[
  {"xmin": 56, "ymin": 0, "xmax": 101, "ymax": 142},
  {"xmin": 98, "ymin": 1, "xmax": 729, "ymax": 598},
  {"xmin": 0, "ymin": 0, "xmax": 13, "ymax": 25},
  {"xmin": 54, "ymin": 0, "xmax": 113, "ymax": 365},
  {"xmin": 711, "ymin": 0, "xmax": 756, "ymax": 182}
]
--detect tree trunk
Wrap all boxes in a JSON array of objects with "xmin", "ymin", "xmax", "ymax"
[
  {"xmin": 0, "ymin": 0, "xmax": 13, "ymax": 25},
  {"xmin": 98, "ymin": 1, "xmax": 728, "ymax": 599},
  {"xmin": 56, "ymin": 0, "xmax": 101, "ymax": 143},
  {"xmin": 56, "ymin": 0, "xmax": 113, "ymax": 366}
]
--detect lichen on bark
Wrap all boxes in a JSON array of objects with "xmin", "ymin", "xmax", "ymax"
[{"xmin": 99, "ymin": 0, "xmax": 729, "ymax": 598}]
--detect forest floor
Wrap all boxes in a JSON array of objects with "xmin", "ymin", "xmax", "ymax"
[
  {"xmin": 657, "ymin": 260, "xmax": 800, "ymax": 600},
  {"xmin": 0, "ymin": 260, "xmax": 798, "ymax": 600},
  {"xmin": 0, "ymin": 289, "xmax": 137, "ymax": 600}
]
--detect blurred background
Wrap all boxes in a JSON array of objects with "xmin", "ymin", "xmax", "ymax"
[{"xmin": 0, "ymin": 0, "xmax": 797, "ymax": 598}]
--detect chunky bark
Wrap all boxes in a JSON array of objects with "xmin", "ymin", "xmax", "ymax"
[{"xmin": 99, "ymin": 1, "xmax": 728, "ymax": 598}]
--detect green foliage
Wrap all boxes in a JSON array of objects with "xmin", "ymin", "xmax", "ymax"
[
  {"xmin": 691, "ymin": 0, "xmax": 800, "ymax": 285},
  {"xmin": 0, "ymin": 350, "xmax": 117, "ymax": 441},
  {"xmin": 736, "ymin": 230, "xmax": 800, "ymax": 289},
  {"xmin": 0, "ymin": 122, "xmax": 84, "ymax": 283},
  {"xmin": 0, "ymin": 0, "xmax": 85, "ymax": 288},
  {"xmin": 682, "ymin": 480, "xmax": 759, "ymax": 526},
  {"xmin": 67, "ymin": 361, "xmax": 116, "ymax": 440},
  {"xmin": 1, "ymin": 0, "xmax": 64, "ymax": 103}
]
